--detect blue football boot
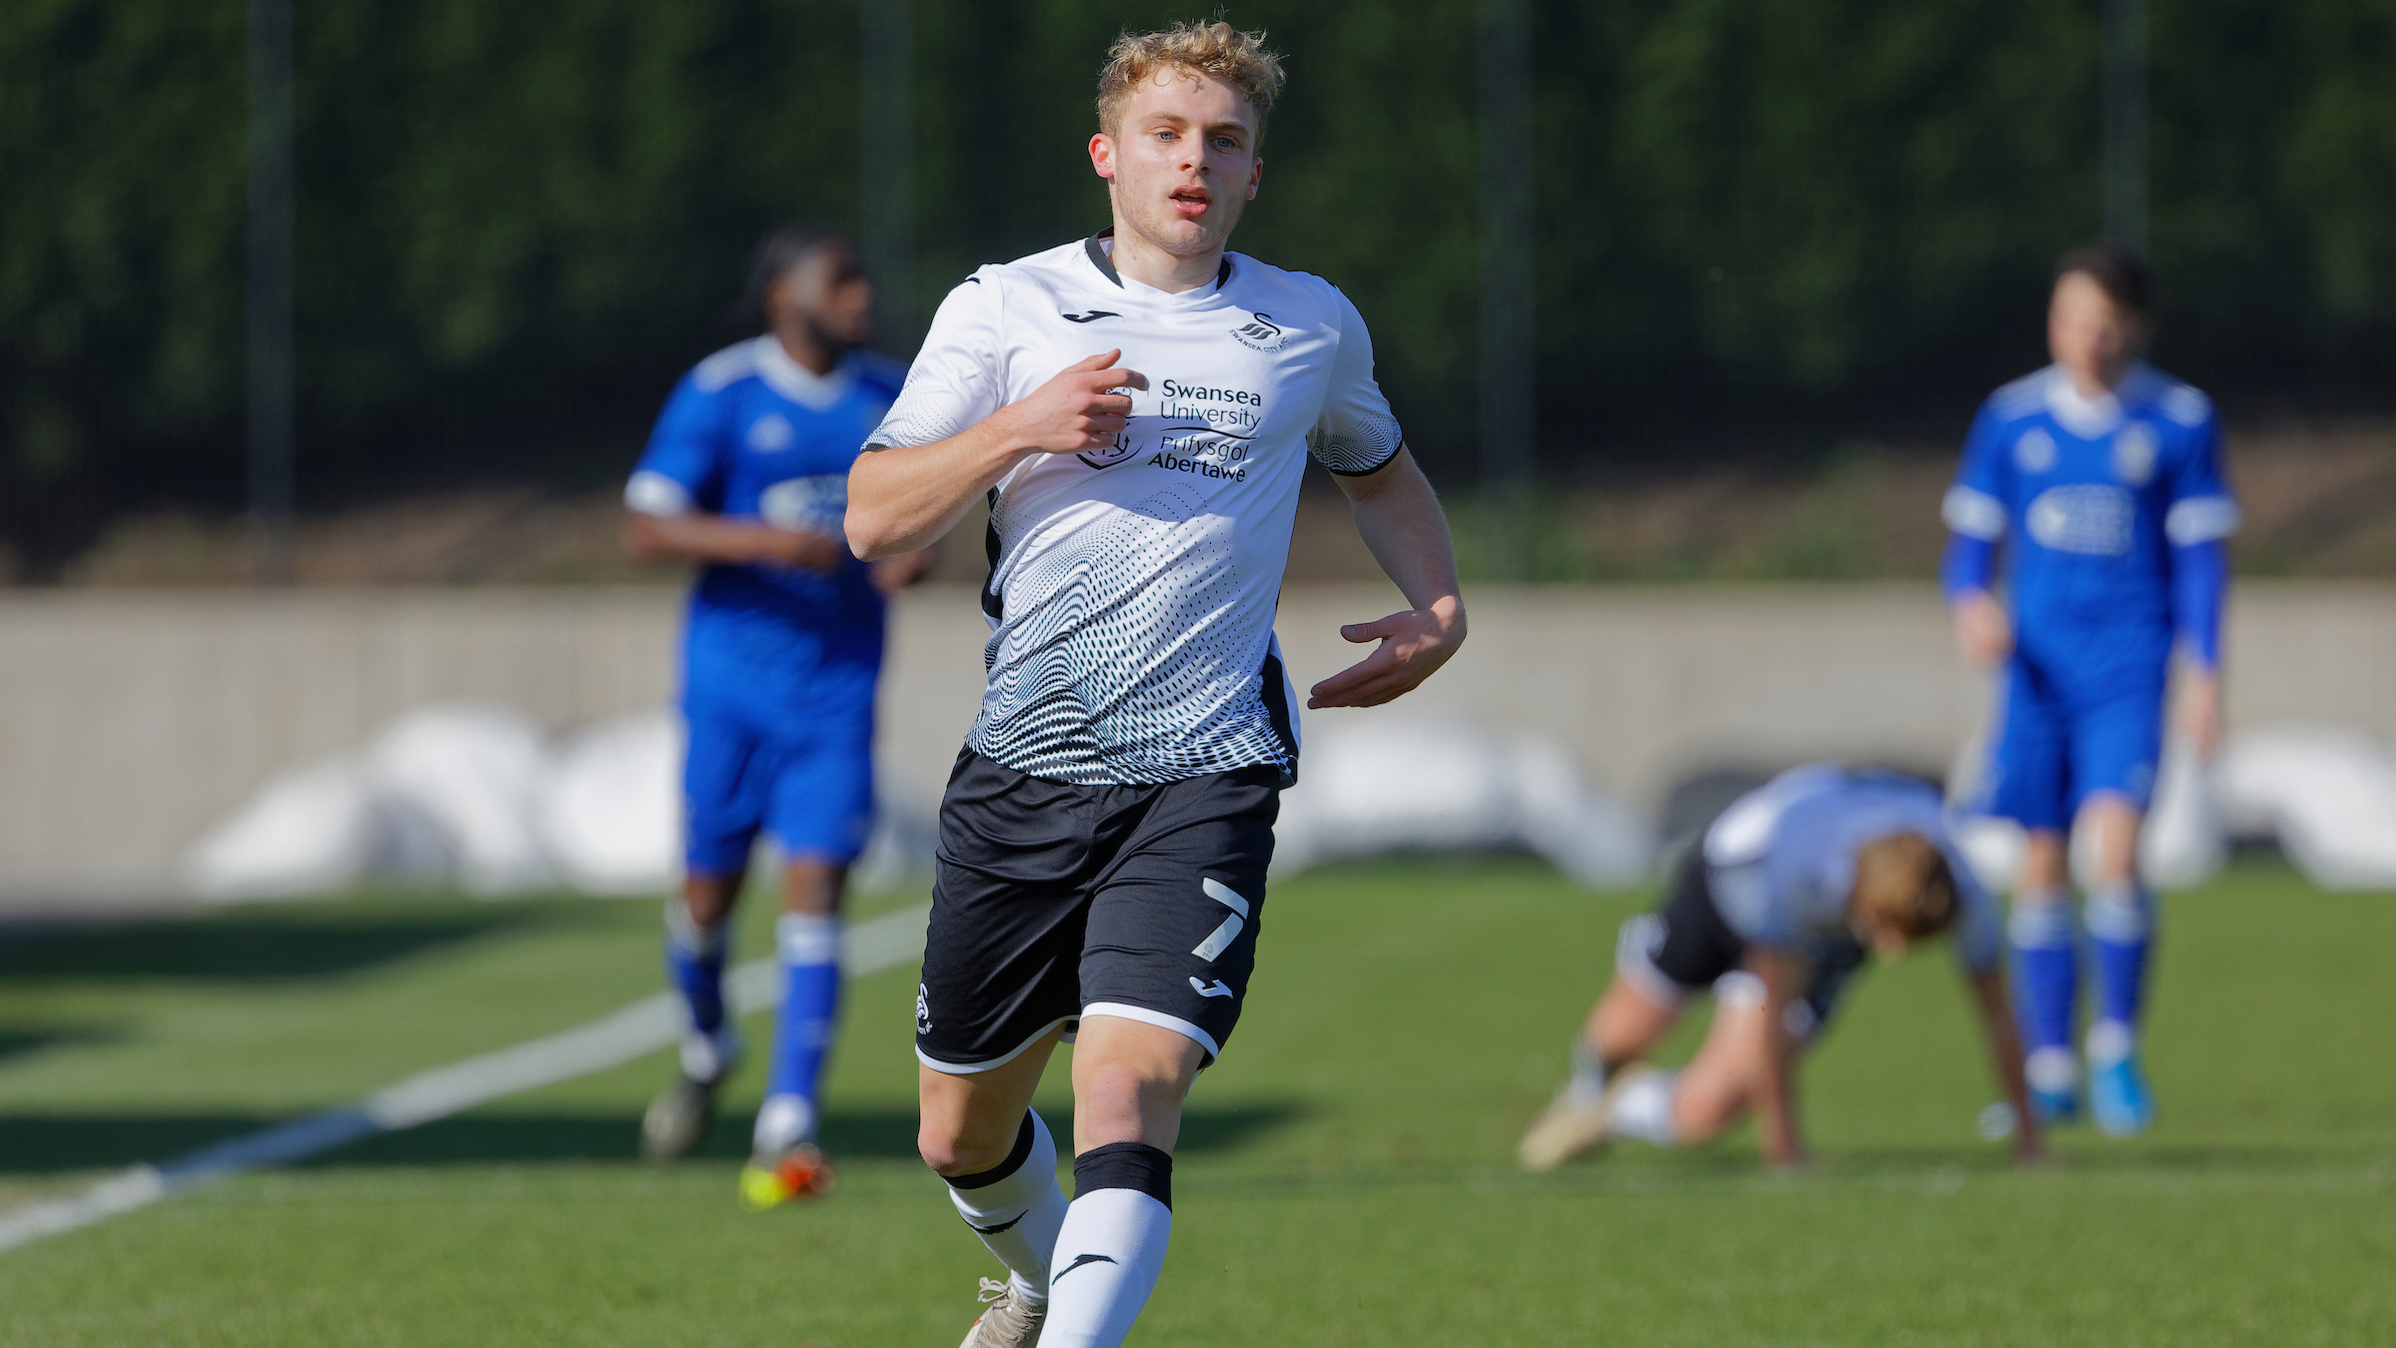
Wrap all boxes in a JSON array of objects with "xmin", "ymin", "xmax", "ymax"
[
  {"xmin": 2089, "ymin": 1052, "xmax": 2154, "ymax": 1136},
  {"xmin": 2031, "ymin": 1085, "xmax": 2080, "ymax": 1124}
]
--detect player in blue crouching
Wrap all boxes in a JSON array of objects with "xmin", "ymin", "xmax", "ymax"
[
  {"xmin": 622, "ymin": 223, "xmax": 935, "ymax": 1203},
  {"xmin": 1940, "ymin": 243, "xmax": 2237, "ymax": 1136}
]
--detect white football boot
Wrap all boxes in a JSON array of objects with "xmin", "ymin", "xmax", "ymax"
[{"xmin": 958, "ymin": 1277, "xmax": 1045, "ymax": 1348}]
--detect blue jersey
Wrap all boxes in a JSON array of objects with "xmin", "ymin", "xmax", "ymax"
[
  {"xmin": 1704, "ymin": 764, "xmax": 2002, "ymax": 976},
  {"xmin": 1940, "ymin": 363, "xmax": 2237, "ymax": 691},
  {"xmin": 626, "ymin": 336, "xmax": 906, "ymax": 723}
]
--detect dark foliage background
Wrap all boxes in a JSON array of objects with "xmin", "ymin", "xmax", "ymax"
[{"xmin": 5, "ymin": 0, "xmax": 2392, "ymax": 574}]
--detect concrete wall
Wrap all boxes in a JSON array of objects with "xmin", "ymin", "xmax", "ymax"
[{"xmin": 4, "ymin": 583, "xmax": 2390, "ymax": 905}]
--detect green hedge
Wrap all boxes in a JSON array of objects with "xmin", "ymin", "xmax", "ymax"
[{"xmin": 3, "ymin": 0, "xmax": 2391, "ymax": 571}]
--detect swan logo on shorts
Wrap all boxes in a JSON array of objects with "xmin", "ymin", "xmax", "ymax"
[
  {"xmin": 915, "ymin": 984, "xmax": 933, "ymax": 1035},
  {"xmin": 1228, "ymin": 310, "xmax": 1288, "ymax": 352}
]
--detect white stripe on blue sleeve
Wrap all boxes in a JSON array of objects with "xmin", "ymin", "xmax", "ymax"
[
  {"xmin": 1941, "ymin": 485, "xmax": 2008, "ymax": 541},
  {"xmin": 2165, "ymin": 495, "xmax": 2241, "ymax": 545},
  {"xmin": 624, "ymin": 470, "xmax": 694, "ymax": 517}
]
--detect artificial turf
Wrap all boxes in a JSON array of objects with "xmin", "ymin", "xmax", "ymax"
[{"xmin": 0, "ymin": 858, "xmax": 2390, "ymax": 1345}]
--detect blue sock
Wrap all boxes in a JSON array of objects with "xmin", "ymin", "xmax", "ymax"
[
  {"xmin": 2008, "ymin": 895, "xmax": 2078, "ymax": 1059},
  {"xmin": 2084, "ymin": 883, "xmax": 2152, "ymax": 1060},
  {"xmin": 664, "ymin": 899, "xmax": 728, "ymax": 1039},
  {"xmin": 758, "ymin": 912, "xmax": 842, "ymax": 1152}
]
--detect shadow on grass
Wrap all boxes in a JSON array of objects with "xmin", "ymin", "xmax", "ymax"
[
  {"xmin": 0, "ymin": 907, "xmax": 554, "ymax": 983},
  {"xmin": 0, "ymin": 1101, "xmax": 1309, "ymax": 1174},
  {"xmin": 0, "ymin": 1026, "xmax": 119, "ymax": 1066}
]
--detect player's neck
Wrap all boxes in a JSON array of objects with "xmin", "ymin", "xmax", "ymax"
[
  {"xmin": 772, "ymin": 324, "xmax": 842, "ymax": 378},
  {"xmin": 1104, "ymin": 215, "xmax": 1227, "ymax": 295},
  {"xmin": 2059, "ymin": 354, "xmax": 2134, "ymax": 400}
]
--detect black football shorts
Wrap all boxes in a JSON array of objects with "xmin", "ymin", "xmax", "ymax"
[
  {"xmin": 914, "ymin": 750, "xmax": 1279, "ymax": 1073},
  {"xmin": 1615, "ymin": 848, "xmax": 1870, "ymax": 1041}
]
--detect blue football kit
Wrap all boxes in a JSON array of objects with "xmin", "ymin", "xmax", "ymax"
[
  {"xmin": 1939, "ymin": 359, "xmax": 2237, "ymax": 1133},
  {"xmin": 1941, "ymin": 361, "xmax": 2236, "ymax": 826},
  {"xmin": 627, "ymin": 333, "xmax": 904, "ymax": 1162},
  {"xmin": 627, "ymin": 334, "xmax": 904, "ymax": 872}
]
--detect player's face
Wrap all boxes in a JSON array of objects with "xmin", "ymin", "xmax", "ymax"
[
  {"xmin": 2047, "ymin": 272, "xmax": 2141, "ymax": 395},
  {"xmin": 1090, "ymin": 72, "xmax": 1264, "ymax": 259},
  {"xmin": 776, "ymin": 243, "xmax": 874, "ymax": 349}
]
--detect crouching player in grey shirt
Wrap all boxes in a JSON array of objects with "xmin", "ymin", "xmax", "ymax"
[{"xmin": 1519, "ymin": 764, "xmax": 2045, "ymax": 1170}]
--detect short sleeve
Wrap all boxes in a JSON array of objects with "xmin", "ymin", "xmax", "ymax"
[
  {"xmin": 2163, "ymin": 401, "xmax": 2239, "ymax": 546},
  {"xmin": 868, "ymin": 274, "xmax": 1006, "ymax": 449},
  {"xmin": 1941, "ymin": 400, "xmax": 2012, "ymax": 541},
  {"xmin": 626, "ymin": 373, "xmax": 728, "ymax": 516},
  {"xmin": 1307, "ymin": 287, "xmax": 1404, "ymax": 476}
]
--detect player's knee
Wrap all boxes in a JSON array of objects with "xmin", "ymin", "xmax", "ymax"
[
  {"xmin": 679, "ymin": 880, "xmax": 737, "ymax": 930},
  {"xmin": 1075, "ymin": 1060, "xmax": 1185, "ymax": 1144},
  {"xmin": 779, "ymin": 863, "xmax": 846, "ymax": 916},
  {"xmin": 917, "ymin": 1118, "xmax": 1012, "ymax": 1177}
]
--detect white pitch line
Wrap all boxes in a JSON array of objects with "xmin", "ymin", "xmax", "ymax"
[{"xmin": 0, "ymin": 902, "xmax": 929, "ymax": 1255}]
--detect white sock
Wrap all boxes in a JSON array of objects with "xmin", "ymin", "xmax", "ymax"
[
  {"xmin": 2086, "ymin": 1018, "xmax": 2137, "ymax": 1068},
  {"xmin": 1566, "ymin": 1035, "xmax": 1609, "ymax": 1104},
  {"xmin": 943, "ymin": 1111, "xmax": 1067, "ymax": 1307},
  {"xmin": 752, "ymin": 1093, "xmax": 814, "ymax": 1154},
  {"xmin": 2027, "ymin": 1046, "xmax": 2080, "ymax": 1094},
  {"xmin": 1042, "ymin": 1144, "xmax": 1175, "ymax": 1348},
  {"xmin": 1611, "ymin": 1070, "xmax": 1681, "ymax": 1146}
]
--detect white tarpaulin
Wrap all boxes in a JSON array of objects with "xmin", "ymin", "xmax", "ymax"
[
  {"xmin": 185, "ymin": 700, "xmax": 942, "ymax": 903},
  {"xmin": 187, "ymin": 704, "xmax": 1651, "ymax": 901},
  {"xmin": 2216, "ymin": 726, "xmax": 2396, "ymax": 890},
  {"xmin": 1949, "ymin": 723, "xmax": 2396, "ymax": 894},
  {"xmin": 1274, "ymin": 717, "xmax": 1652, "ymax": 887}
]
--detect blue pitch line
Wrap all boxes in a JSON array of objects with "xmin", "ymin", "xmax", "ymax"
[{"xmin": 0, "ymin": 902, "xmax": 928, "ymax": 1255}]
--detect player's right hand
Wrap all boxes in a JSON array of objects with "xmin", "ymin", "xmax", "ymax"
[
  {"xmin": 996, "ymin": 350, "xmax": 1149, "ymax": 456},
  {"xmin": 1950, "ymin": 589, "xmax": 2012, "ymax": 667}
]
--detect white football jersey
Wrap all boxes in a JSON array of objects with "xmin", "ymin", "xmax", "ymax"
[{"xmin": 869, "ymin": 233, "xmax": 1403, "ymax": 786}]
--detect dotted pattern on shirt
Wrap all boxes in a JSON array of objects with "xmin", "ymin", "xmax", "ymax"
[{"xmin": 966, "ymin": 480, "xmax": 1290, "ymax": 785}]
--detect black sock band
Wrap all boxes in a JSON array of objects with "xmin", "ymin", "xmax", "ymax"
[
  {"xmin": 943, "ymin": 1111, "xmax": 1039, "ymax": 1191},
  {"xmin": 1073, "ymin": 1141, "xmax": 1173, "ymax": 1211}
]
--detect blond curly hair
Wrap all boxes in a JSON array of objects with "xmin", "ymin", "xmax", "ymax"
[{"xmin": 1096, "ymin": 20, "xmax": 1288, "ymax": 143}]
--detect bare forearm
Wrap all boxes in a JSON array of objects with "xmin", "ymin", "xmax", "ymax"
[
  {"xmin": 850, "ymin": 350, "xmax": 1151, "ymax": 559},
  {"xmin": 1345, "ymin": 449, "xmax": 1462, "ymax": 614},
  {"xmin": 1307, "ymin": 448, "xmax": 1468, "ymax": 709},
  {"xmin": 621, "ymin": 510, "xmax": 839, "ymax": 570},
  {"xmin": 1751, "ymin": 953, "xmax": 1807, "ymax": 1165},
  {"xmin": 1755, "ymin": 1033, "xmax": 1802, "ymax": 1163},
  {"xmin": 1973, "ymin": 971, "xmax": 2045, "ymax": 1158},
  {"xmin": 846, "ymin": 425, "xmax": 1028, "ymax": 560}
]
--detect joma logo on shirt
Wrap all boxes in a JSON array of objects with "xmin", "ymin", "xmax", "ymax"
[{"xmin": 1228, "ymin": 311, "xmax": 1287, "ymax": 351}]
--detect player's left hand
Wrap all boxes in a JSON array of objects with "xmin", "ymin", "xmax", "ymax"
[
  {"xmin": 2175, "ymin": 667, "xmax": 2223, "ymax": 758},
  {"xmin": 1307, "ymin": 597, "xmax": 1465, "ymax": 709}
]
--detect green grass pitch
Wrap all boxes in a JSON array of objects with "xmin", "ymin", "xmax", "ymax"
[{"xmin": 1, "ymin": 858, "xmax": 2391, "ymax": 1345}]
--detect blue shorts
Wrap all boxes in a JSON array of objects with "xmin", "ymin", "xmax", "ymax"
[
  {"xmin": 682, "ymin": 706, "xmax": 875, "ymax": 874},
  {"xmin": 1980, "ymin": 659, "xmax": 2163, "ymax": 832}
]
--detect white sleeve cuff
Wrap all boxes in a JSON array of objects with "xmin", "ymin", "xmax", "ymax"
[
  {"xmin": 624, "ymin": 470, "xmax": 694, "ymax": 516},
  {"xmin": 1941, "ymin": 485, "xmax": 2008, "ymax": 541},
  {"xmin": 2165, "ymin": 495, "xmax": 2241, "ymax": 545}
]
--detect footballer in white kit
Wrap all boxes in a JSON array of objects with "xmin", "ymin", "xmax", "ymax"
[{"xmin": 845, "ymin": 22, "xmax": 1466, "ymax": 1348}]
